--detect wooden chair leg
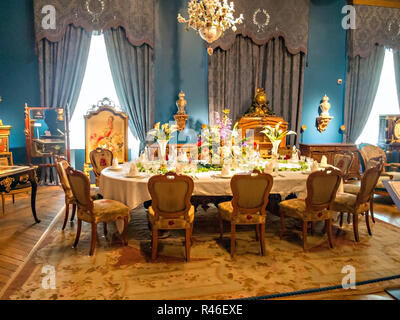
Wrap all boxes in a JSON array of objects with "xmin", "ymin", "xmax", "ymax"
[
  {"xmin": 185, "ymin": 227, "xmax": 191, "ymax": 262},
  {"xmin": 151, "ymin": 228, "xmax": 158, "ymax": 261},
  {"xmin": 190, "ymin": 222, "xmax": 194, "ymax": 244},
  {"xmin": 339, "ymin": 212, "xmax": 344, "ymax": 227},
  {"xmin": 1, "ymin": 194, "xmax": 5, "ymax": 215},
  {"xmin": 230, "ymin": 223, "xmax": 236, "ymax": 258},
  {"xmin": 326, "ymin": 219, "xmax": 334, "ymax": 248},
  {"xmin": 280, "ymin": 211, "xmax": 286, "ymax": 240},
  {"xmin": 353, "ymin": 213, "xmax": 359, "ymax": 242},
  {"xmin": 218, "ymin": 212, "xmax": 223, "ymax": 240},
  {"xmin": 347, "ymin": 212, "xmax": 351, "ymax": 224},
  {"xmin": 70, "ymin": 204, "xmax": 76, "ymax": 222},
  {"xmin": 123, "ymin": 217, "xmax": 129, "ymax": 246},
  {"xmin": 89, "ymin": 223, "xmax": 97, "ymax": 256},
  {"xmin": 255, "ymin": 224, "xmax": 260, "ymax": 241},
  {"xmin": 73, "ymin": 219, "xmax": 82, "ymax": 248},
  {"xmin": 365, "ymin": 211, "xmax": 372, "ymax": 236},
  {"xmin": 103, "ymin": 223, "xmax": 108, "ymax": 237},
  {"xmin": 302, "ymin": 221, "xmax": 308, "ymax": 251},
  {"xmin": 370, "ymin": 198, "xmax": 376, "ymax": 224},
  {"xmin": 259, "ymin": 223, "xmax": 266, "ymax": 256},
  {"xmin": 62, "ymin": 202, "xmax": 70, "ymax": 230},
  {"xmin": 12, "ymin": 194, "xmax": 15, "ymax": 204},
  {"xmin": 310, "ymin": 221, "xmax": 315, "ymax": 235}
]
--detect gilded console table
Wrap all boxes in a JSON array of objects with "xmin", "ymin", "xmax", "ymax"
[{"xmin": 0, "ymin": 166, "xmax": 39, "ymax": 223}]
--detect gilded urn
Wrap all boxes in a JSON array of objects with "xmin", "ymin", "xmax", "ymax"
[{"xmin": 255, "ymin": 88, "xmax": 267, "ymax": 106}]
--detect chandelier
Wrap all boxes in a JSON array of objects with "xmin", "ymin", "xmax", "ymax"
[{"xmin": 177, "ymin": 0, "xmax": 244, "ymax": 55}]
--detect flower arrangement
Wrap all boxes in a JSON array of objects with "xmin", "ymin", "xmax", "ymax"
[
  {"xmin": 148, "ymin": 122, "xmax": 179, "ymax": 141},
  {"xmin": 261, "ymin": 122, "xmax": 297, "ymax": 142}
]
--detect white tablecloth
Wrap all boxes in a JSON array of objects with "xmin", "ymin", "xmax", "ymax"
[{"xmin": 99, "ymin": 168, "xmax": 322, "ymax": 210}]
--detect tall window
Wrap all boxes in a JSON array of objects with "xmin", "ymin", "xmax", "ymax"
[
  {"xmin": 356, "ymin": 49, "xmax": 400, "ymax": 145},
  {"xmin": 69, "ymin": 34, "xmax": 139, "ymax": 157}
]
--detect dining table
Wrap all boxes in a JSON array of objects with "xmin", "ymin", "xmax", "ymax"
[{"xmin": 99, "ymin": 166, "xmax": 343, "ymax": 211}]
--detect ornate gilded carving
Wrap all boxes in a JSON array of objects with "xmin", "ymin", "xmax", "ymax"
[
  {"xmin": 19, "ymin": 174, "xmax": 30, "ymax": 183},
  {"xmin": 1, "ymin": 177, "xmax": 14, "ymax": 192},
  {"xmin": 244, "ymin": 88, "xmax": 274, "ymax": 117}
]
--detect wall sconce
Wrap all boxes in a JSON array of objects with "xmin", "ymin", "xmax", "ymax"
[
  {"xmin": 316, "ymin": 95, "xmax": 333, "ymax": 133},
  {"xmin": 174, "ymin": 91, "xmax": 189, "ymax": 132},
  {"xmin": 57, "ymin": 108, "xmax": 64, "ymax": 121}
]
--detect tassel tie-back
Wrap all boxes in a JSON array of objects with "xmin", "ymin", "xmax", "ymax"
[
  {"xmin": 208, "ymin": 0, "xmax": 310, "ymax": 55},
  {"xmin": 33, "ymin": 0, "xmax": 155, "ymax": 48}
]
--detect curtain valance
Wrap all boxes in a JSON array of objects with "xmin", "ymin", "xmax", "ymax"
[
  {"xmin": 348, "ymin": 5, "xmax": 400, "ymax": 58},
  {"xmin": 209, "ymin": 0, "xmax": 310, "ymax": 54},
  {"xmin": 33, "ymin": 0, "xmax": 155, "ymax": 47}
]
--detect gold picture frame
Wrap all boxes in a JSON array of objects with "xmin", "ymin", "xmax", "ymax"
[{"xmin": 84, "ymin": 100, "xmax": 129, "ymax": 164}]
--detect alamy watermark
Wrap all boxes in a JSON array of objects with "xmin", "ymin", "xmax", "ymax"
[
  {"xmin": 342, "ymin": 265, "xmax": 356, "ymax": 290},
  {"xmin": 41, "ymin": 265, "xmax": 56, "ymax": 290}
]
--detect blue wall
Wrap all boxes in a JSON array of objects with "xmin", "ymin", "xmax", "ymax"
[
  {"xmin": 302, "ymin": 0, "xmax": 347, "ymax": 144},
  {"xmin": 0, "ymin": 0, "xmax": 348, "ymax": 166},
  {"xmin": 0, "ymin": 0, "xmax": 40, "ymax": 164},
  {"xmin": 155, "ymin": 0, "xmax": 209, "ymax": 133}
]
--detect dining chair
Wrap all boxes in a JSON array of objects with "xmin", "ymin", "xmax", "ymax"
[
  {"xmin": 333, "ymin": 151, "xmax": 353, "ymax": 181},
  {"xmin": 218, "ymin": 170, "xmax": 273, "ymax": 258},
  {"xmin": 279, "ymin": 167, "xmax": 342, "ymax": 250},
  {"xmin": 359, "ymin": 144, "xmax": 400, "ymax": 197},
  {"xmin": 90, "ymin": 148, "xmax": 114, "ymax": 186},
  {"xmin": 334, "ymin": 161, "xmax": 383, "ymax": 242},
  {"xmin": 65, "ymin": 167, "xmax": 129, "ymax": 256},
  {"xmin": 54, "ymin": 156, "xmax": 102, "ymax": 230},
  {"xmin": 343, "ymin": 156, "xmax": 384, "ymax": 224},
  {"xmin": 147, "ymin": 172, "xmax": 194, "ymax": 261}
]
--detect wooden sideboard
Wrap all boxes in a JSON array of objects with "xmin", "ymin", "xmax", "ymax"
[
  {"xmin": 238, "ymin": 116, "xmax": 288, "ymax": 158},
  {"xmin": 299, "ymin": 143, "xmax": 361, "ymax": 179}
]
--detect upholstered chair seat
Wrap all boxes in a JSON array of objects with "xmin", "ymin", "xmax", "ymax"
[
  {"xmin": 77, "ymin": 199, "xmax": 129, "ymax": 224},
  {"xmin": 279, "ymin": 167, "xmax": 342, "ymax": 251},
  {"xmin": 332, "ymin": 193, "xmax": 370, "ymax": 214},
  {"xmin": 279, "ymin": 199, "xmax": 332, "ymax": 221},
  {"xmin": 333, "ymin": 161, "xmax": 383, "ymax": 242},
  {"xmin": 218, "ymin": 201, "xmax": 266, "ymax": 225},
  {"xmin": 66, "ymin": 167, "xmax": 129, "ymax": 256},
  {"xmin": 217, "ymin": 170, "xmax": 273, "ymax": 258},
  {"xmin": 147, "ymin": 172, "xmax": 195, "ymax": 261},
  {"xmin": 148, "ymin": 205, "xmax": 195, "ymax": 229}
]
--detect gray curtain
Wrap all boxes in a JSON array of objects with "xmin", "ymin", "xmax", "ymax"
[
  {"xmin": 394, "ymin": 51, "xmax": 400, "ymax": 108},
  {"xmin": 104, "ymin": 27, "xmax": 154, "ymax": 149},
  {"xmin": 38, "ymin": 24, "xmax": 92, "ymax": 119},
  {"xmin": 209, "ymin": 36, "xmax": 305, "ymax": 144},
  {"xmin": 344, "ymin": 45, "xmax": 386, "ymax": 143}
]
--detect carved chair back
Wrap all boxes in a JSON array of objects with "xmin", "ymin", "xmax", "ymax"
[
  {"xmin": 305, "ymin": 167, "xmax": 342, "ymax": 212},
  {"xmin": 54, "ymin": 156, "xmax": 73, "ymax": 198},
  {"xmin": 90, "ymin": 148, "xmax": 114, "ymax": 178},
  {"xmin": 230, "ymin": 170, "xmax": 273, "ymax": 216},
  {"xmin": 65, "ymin": 167, "xmax": 94, "ymax": 214},
  {"xmin": 357, "ymin": 161, "xmax": 383, "ymax": 205},
  {"xmin": 148, "ymin": 172, "xmax": 194, "ymax": 222},
  {"xmin": 333, "ymin": 152, "xmax": 354, "ymax": 178}
]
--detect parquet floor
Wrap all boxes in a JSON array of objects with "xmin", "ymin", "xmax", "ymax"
[
  {"xmin": 0, "ymin": 186, "xmax": 64, "ymax": 290},
  {"xmin": 0, "ymin": 186, "xmax": 398, "ymax": 300}
]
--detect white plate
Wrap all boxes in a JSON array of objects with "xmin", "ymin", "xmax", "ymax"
[
  {"xmin": 108, "ymin": 166, "xmax": 123, "ymax": 171},
  {"xmin": 125, "ymin": 174, "xmax": 142, "ymax": 178},
  {"xmin": 213, "ymin": 174, "xmax": 233, "ymax": 179}
]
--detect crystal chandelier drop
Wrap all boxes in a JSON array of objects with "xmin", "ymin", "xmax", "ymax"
[{"xmin": 177, "ymin": 0, "xmax": 244, "ymax": 55}]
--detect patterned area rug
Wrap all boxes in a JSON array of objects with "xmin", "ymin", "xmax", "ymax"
[{"xmin": 2, "ymin": 206, "xmax": 400, "ymax": 300}]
